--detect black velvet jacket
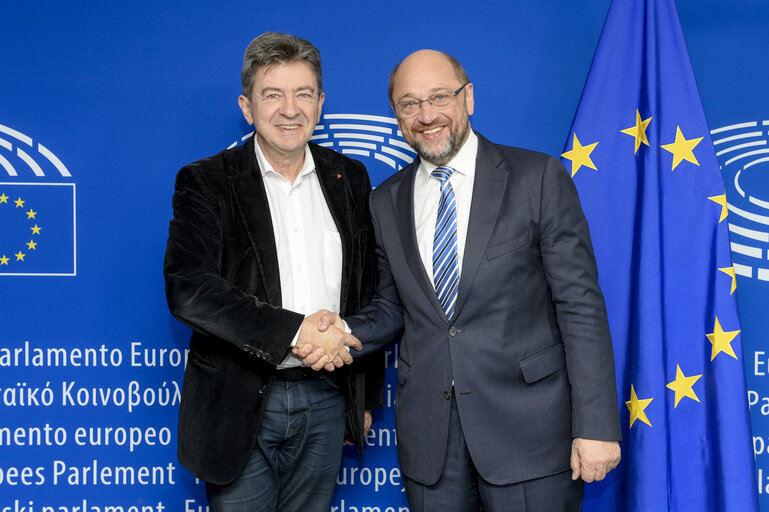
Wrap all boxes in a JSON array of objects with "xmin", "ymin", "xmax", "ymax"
[{"xmin": 164, "ymin": 136, "xmax": 383, "ymax": 485}]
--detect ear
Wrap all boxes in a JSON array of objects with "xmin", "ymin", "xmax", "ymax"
[
  {"xmin": 238, "ymin": 95, "xmax": 254, "ymax": 125},
  {"xmin": 315, "ymin": 91, "xmax": 325, "ymax": 124},
  {"xmin": 464, "ymin": 83, "xmax": 475, "ymax": 116}
]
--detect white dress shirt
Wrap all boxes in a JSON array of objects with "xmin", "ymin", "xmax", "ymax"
[
  {"xmin": 414, "ymin": 131, "xmax": 479, "ymax": 286},
  {"xmin": 255, "ymin": 138, "xmax": 343, "ymax": 369}
]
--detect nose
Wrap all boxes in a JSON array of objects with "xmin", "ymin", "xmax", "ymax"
[
  {"xmin": 280, "ymin": 95, "xmax": 298, "ymax": 117},
  {"xmin": 416, "ymin": 99, "xmax": 439, "ymax": 124}
]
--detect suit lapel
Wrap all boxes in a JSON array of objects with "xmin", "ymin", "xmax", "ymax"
[
  {"xmin": 311, "ymin": 144, "xmax": 354, "ymax": 315},
  {"xmin": 391, "ymin": 161, "xmax": 448, "ymax": 322},
  {"xmin": 454, "ymin": 135, "xmax": 508, "ymax": 318},
  {"xmin": 228, "ymin": 136, "xmax": 283, "ymax": 306}
]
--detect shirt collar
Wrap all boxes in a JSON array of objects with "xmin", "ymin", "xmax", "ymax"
[
  {"xmin": 416, "ymin": 130, "xmax": 478, "ymax": 186},
  {"xmin": 253, "ymin": 134, "xmax": 315, "ymax": 181}
]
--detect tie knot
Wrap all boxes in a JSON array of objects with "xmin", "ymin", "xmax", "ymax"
[{"xmin": 431, "ymin": 166, "xmax": 455, "ymax": 182}]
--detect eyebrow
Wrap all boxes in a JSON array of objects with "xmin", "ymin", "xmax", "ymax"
[
  {"xmin": 396, "ymin": 87, "xmax": 457, "ymax": 101},
  {"xmin": 260, "ymin": 85, "xmax": 317, "ymax": 94}
]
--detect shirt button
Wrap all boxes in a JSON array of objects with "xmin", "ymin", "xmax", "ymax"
[
  {"xmin": 443, "ymin": 391, "xmax": 451, "ymax": 400},
  {"xmin": 448, "ymin": 327, "xmax": 458, "ymax": 337}
]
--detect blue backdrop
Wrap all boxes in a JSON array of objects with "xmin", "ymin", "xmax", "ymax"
[{"xmin": 1, "ymin": 1, "xmax": 767, "ymax": 510}]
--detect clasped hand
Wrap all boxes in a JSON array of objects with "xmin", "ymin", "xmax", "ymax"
[{"xmin": 292, "ymin": 310, "xmax": 360, "ymax": 371}]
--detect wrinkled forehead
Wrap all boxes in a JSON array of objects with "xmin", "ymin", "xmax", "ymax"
[
  {"xmin": 392, "ymin": 54, "xmax": 461, "ymax": 100},
  {"xmin": 252, "ymin": 60, "xmax": 320, "ymax": 92}
]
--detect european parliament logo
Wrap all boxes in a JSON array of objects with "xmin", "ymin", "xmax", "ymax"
[
  {"xmin": 0, "ymin": 123, "xmax": 76, "ymax": 276},
  {"xmin": 230, "ymin": 113, "xmax": 416, "ymax": 186},
  {"xmin": 714, "ymin": 120, "xmax": 769, "ymax": 283}
]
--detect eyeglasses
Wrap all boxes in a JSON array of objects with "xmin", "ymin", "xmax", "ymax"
[{"xmin": 393, "ymin": 83, "xmax": 469, "ymax": 117}]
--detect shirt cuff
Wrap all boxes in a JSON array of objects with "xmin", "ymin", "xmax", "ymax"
[{"xmin": 343, "ymin": 319, "xmax": 351, "ymax": 352}]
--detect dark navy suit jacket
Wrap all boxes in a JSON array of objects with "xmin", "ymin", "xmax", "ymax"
[{"xmin": 347, "ymin": 132, "xmax": 621, "ymax": 486}]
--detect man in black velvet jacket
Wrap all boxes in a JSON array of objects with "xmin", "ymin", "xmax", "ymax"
[{"xmin": 164, "ymin": 32, "xmax": 382, "ymax": 511}]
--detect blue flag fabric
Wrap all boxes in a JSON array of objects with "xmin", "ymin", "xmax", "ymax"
[{"xmin": 560, "ymin": 1, "xmax": 759, "ymax": 510}]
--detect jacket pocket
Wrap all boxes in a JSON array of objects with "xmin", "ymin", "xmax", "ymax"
[
  {"xmin": 187, "ymin": 350, "xmax": 220, "ymax": 372},
  {"xmin": 485, "ymin": 230, "xmax": 531, "ymax": 259},
  {"xmin": 520, "ymin": 343, "xmax": 566, "ymax": 383}
]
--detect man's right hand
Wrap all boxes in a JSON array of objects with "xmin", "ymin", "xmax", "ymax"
[
  {"xmin": 295, "ymin": 310, "xmax": 361, "ymax": 371},
  {"xmin": 316, "ymin": 311, "xmax": 345, "ymax": 332}
]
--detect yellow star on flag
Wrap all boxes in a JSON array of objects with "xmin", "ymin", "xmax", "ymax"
[
  {"xmin": 708, "ymin": 193, "xmax": 728, "ymax": 223},
  {"xmin": 0, "ymin": 255, "xmax": 8, "ymax": 265},
  {"xmin": 626, "ymin": 385, "xmax": 653, "ymax": 428},
  {"xmin": 661, "ymin": 126, "xmax": 703, "ymax": 170},
  {"xmin": 15, "ymin": 197, "xmax": 25, "ymax": 208},
  {"xmin": 620, "ymin": 109, "xmax": 652, "ymax": 153},
  {"xmin": 0, "ymin": 193, "xmax": 8, "ymax": 203},
  {"xmin": 15, "ymin": 251, "xmax": 25, "ymax": 261},
  {"xmin": 31, "ymin": 224, "xmax": 42, "ymax": 235},
  {"xmin": 26, "ymin": 240, "xmax": 37, "ymax": 250},
  {"xmin": 26, "ymin": 209, "xmax": 37, "ymax": 219},
  {"xmin": 666, "ymin": 365, "xmax": 702, "ymax": 408},
  {"xmin": 707, "ymin": 316, "xmax": 740, "ymax": 361},
  {"xmin": 718, "ymin": 266, "xmax": 737, "ymax": 295},
  {"xmin": 561, "ymin": 133, "xmax": 598, "ymax": 177}
]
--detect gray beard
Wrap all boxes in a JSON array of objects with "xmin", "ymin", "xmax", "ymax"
[{"xmin": 412, "ymin": 117, "xmax": 469, "ymax": 166}]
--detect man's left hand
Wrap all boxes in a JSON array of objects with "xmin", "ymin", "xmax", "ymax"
[
  {"xmin": 570, "ymin": 438, "xmax": 620, "ymax": 483},
  {"xmin": 345, "ymin": 410, "xmax": 373, "ymax": 446}
]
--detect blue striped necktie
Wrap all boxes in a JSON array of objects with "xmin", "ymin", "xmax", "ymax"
[{"xmin": 432, "ymin": 166, "xmax": 459, "ymax": 319}]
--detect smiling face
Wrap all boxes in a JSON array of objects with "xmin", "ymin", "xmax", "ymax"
[
  {"xmin": 238, "ymin": 60, "xmax": 325, "ymax": 165},
  {"xmin": 390, "ymin": 50, "xmax": 474, "ymax": 166}
]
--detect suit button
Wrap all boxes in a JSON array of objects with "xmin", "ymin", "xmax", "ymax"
[
  {"xmin": 244, "ymin": 346, "xmax": 252, "ymax": 353},
  {"xmin": 263, "ymin": 353, "xmax": 270, "ymax": 361},
  {"xmin": 443, "ymin": 391, "xmax": 451, "ymax": 400},
  {"xmin": 259, "ymin": 385, "xmax": 268, "ymax": 395},
  {"xmin": 448, "ymin": 327, "xmax": 458, "ymax": 337}
]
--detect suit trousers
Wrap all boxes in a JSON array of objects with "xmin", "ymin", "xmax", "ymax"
[
  {"xmin": 205, "ymin": 375, "xmax": 346, "ymax": 512},
  {"xmin": 403, "ymin": 391, "xmax": 584, "ymax": 512}
]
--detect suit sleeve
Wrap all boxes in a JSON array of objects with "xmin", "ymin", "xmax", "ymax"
[
  {"xmin": 354, "ymin": 162, "xmax": 386, "ymax": 410},
  {"xmin": 346, "ymin": 189, "xmax": 406, "ymax": 356},
  {"xmin": 163, "ymin": 164, "xmax": 302, "ymax": 364},
  {"xmin": 538, "ymin": 157, "xmax": 622, "ymax": 442}
]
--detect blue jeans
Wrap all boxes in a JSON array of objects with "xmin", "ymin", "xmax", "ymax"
[{"xmin": 206, "ymin": 376, "xmax": 346, "ymax": 512}]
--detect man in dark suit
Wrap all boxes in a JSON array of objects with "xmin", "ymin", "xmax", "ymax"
[
  {"xmin": 300, "ymin": 49, "xmax": 622, "ymax": 511},
  {"xmin": 164, "ymin": 32, "xmax": 382, "ymax": 511}
]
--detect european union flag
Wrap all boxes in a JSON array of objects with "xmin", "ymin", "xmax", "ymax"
[
  {"xmin": 0, "ymin": 182, "xmax": 76, "ymax": 276},
  {"xmin": 560, "ymin": 0, "xmax": 758, "ymax": 510}
]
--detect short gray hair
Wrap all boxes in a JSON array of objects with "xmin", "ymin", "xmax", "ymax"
[{"xmin": 241, "ymin": 32, "xmax": 323, "ymax": 98}]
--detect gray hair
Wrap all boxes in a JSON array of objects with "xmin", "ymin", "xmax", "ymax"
[
  {"xmin": 241, "ymin": 32, "xmax": 323, "ymax": 98},
  {"xmin": 388, "ymin": 51, "xmax": 470, "ymax": 102}
]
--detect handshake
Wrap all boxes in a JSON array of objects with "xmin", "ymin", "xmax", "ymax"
[{"xmin": 292, "ymin": 310, "xmax": 362, "ymax": 371}]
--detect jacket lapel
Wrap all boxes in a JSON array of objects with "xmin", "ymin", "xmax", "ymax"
[
  {"xmin": 454, "ymin": 135, "xmax": 508, "ymax": 318},
  {"xmin": 311, "ymin": 144, "xmax": 354, "ymax": 316},
  {"xmin": 391, "ymin": 160, "xmax": 448, "ymax": 322},
  {"xmin": 227, "ymin": 136, "xmax": 283, "ymax": 306}
]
